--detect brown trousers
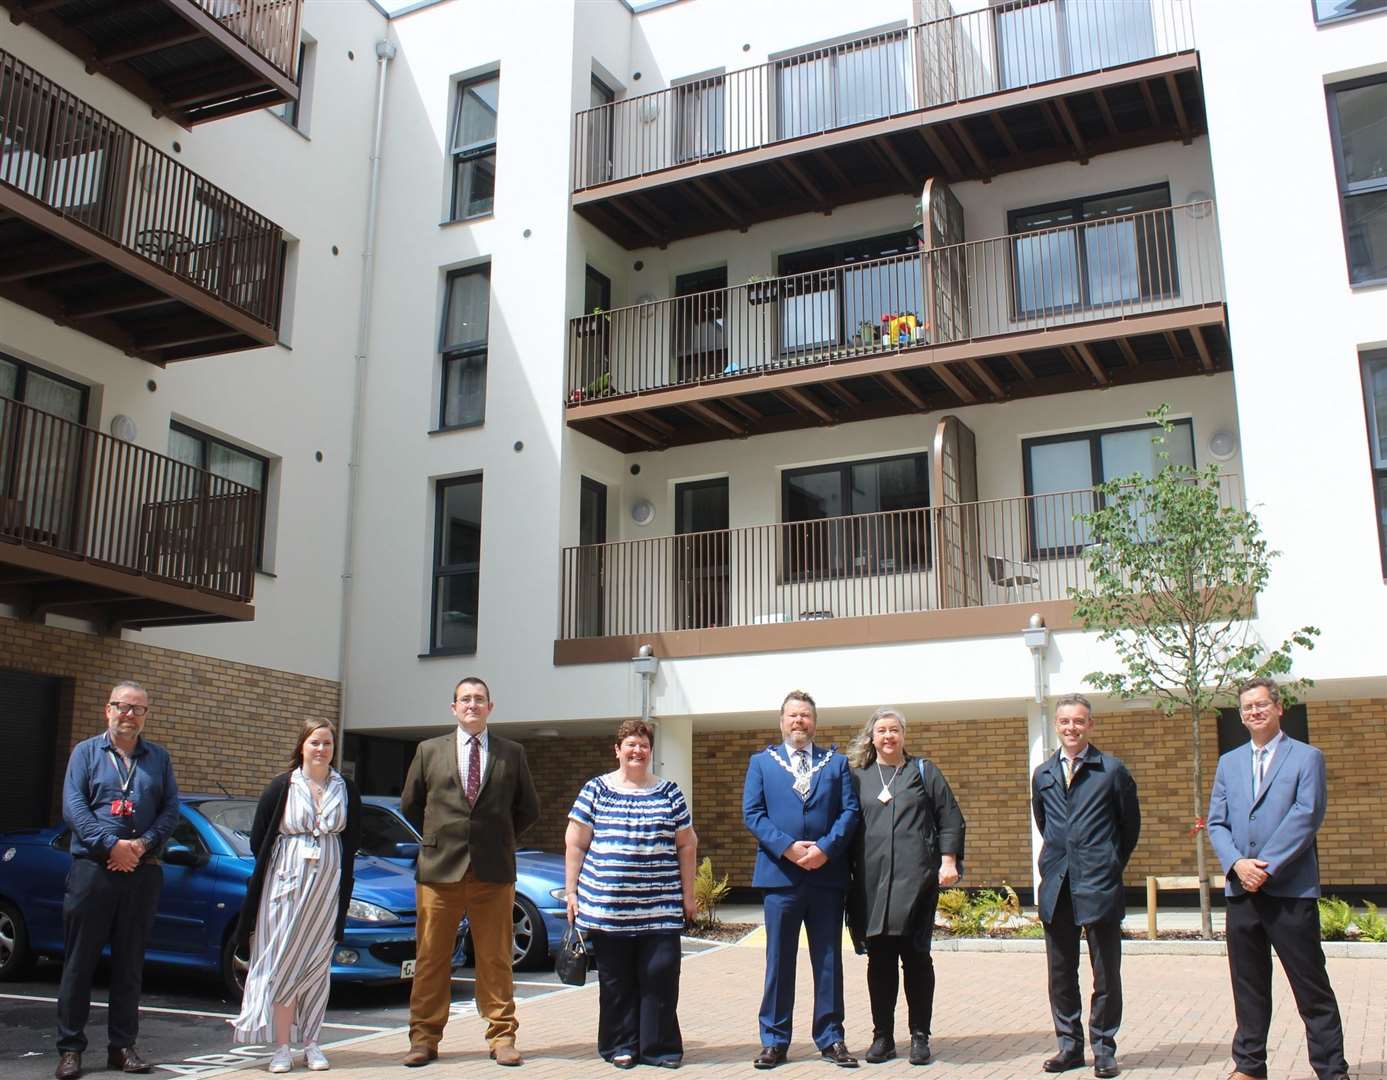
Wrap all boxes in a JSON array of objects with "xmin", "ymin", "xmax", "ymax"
[{"xmin": 409, "ymin": 872, "xmax": 518, "ymax": 1049}]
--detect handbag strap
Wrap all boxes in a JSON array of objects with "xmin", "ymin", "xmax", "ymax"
[{"xmin": 566, "ymin": 922, "xmax": 588, "ymax": 951}]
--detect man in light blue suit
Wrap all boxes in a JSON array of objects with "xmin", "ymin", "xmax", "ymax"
[
  {"xmin": 743, "ymin": 689, "xmax": 861, "ymax": 1070},
  {"xmin": 1206, "ymin": 677, "xmax": 1350, "ymax": 1080}
]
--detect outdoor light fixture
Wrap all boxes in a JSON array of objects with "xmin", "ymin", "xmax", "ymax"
[
  {"xmin": 1208, "ymin": 429, "xmax": 1238, "ymax": 461},
  {"xmin": 631, "ymin": 498, "xmax": 655, "ymax": 526}
]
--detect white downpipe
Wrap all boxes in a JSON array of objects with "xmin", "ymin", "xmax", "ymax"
[{"xmin": 334, "ymin": 39, "xmax": 395, "ymax": 766}]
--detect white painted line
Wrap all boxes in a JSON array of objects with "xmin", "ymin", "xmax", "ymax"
[
  {"xmin": 450, "ymin": 977, "xmax": 560, "ymax": 988},
  {"xmin": 0, "ymin": 992, "xmax": 386, "ymax": 1031}
]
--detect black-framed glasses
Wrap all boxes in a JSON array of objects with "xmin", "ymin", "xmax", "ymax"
[
  {"xmin": 453, "ymin": 695, "xmax": 489, "ymax": 706},
  {"xmin": 108, "ymin": 702, "xmax": 149, "ymax": 717}
]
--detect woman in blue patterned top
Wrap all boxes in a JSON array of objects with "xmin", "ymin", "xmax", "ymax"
[{"xmin": 565, "ymin": 719, "xmax": 698, "ymax": 1069}]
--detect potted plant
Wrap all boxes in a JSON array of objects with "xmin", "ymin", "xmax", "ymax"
[
  {"xmin": 745, "ymin": 275, "xmax": 780, "ymax": 306},
  {"xmin": 859, "ymin": 320, "xmax": 877, "ymax": 347}
]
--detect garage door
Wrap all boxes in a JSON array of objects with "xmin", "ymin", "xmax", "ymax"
[{"xmin": 0, "ymin": 669, "xmax": 61, "ymax": 830}]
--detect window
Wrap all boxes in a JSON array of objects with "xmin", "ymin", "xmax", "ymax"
[
  {"xmin": 357, "ymin": 804, "xmax": 419, "ymax": 858},
  {"xmin": 449, "ymin": 74, "xmax": 498, "ymax": 221},
  {"xmin": 782, "ymin": 452, "xmax": 929, "ymax": 580},
  {"xmin": 439, "ymin": 266, "xmax": 490, "ymax": 428},
  {"xmin": 1009, "ymin": 184, "xmax": 1177, "ymax": 317},
  {"xmin": 270, "ymin": 36, "xmax": 314, "ymax": 131},
  {"xmin": 776, "ymin": 232, "xmax": 920, "ymax": 356},
  {"xmin": 776, "ymin": 31, "xmax": 910, "ymax": 140},
  {"xmin": 1314, "ymin": 0, "xmax": 1387, "ymax": 23},
  {"xmin": 673, "ymin": 72, "xmax": 725, "ymax": 162},
  {"xmin": 0, "ymin": 356, "xmax": 89, "ymax": 544},
  {"xmin": 166, "ymin": 422, "xmax": 270, "ymax": 567},
  {"xmin": 1328, "ymin": 76, "xmax": 1387, "ymax": 285},
  {"xmin": 0, "ymin": 354, "xmax": 88, "ymax": 421},
  {"xmin": 1022, "ymin": 419, "xmax": 1194, "ymax": 556},
  {"xmin": 430, "ymin": 475, "xmax": 482, "ymax": 654},
  {"xmin": 585, "ymin": 76, "xmax": 615, "ymax": 184},
  {"xmin": 1362, "ymin": 350, "xmax": 1387, "ymax": 575},
  {"xmin": 995, "ymin": 0, "xmax": 1155, "ymax": 89}
]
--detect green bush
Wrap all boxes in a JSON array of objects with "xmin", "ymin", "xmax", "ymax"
[
  {"xmin": 1015, "ymin": 919, "xmax": 1047, "ymax": 939},
  {"xmin": 1355, "ymin": 901, "xmax": 1387, "ymax": 943},
  {"xmin": 1318, "ymin": 896, "xmax": 1353, "ymax": 941},
  {"xmin": 692, "ymin": 856, "xmax": 731, "ymax": 929},
  {"xmin": 937, "ymin": 885, "xmax": 1020, "ymax": 935}
]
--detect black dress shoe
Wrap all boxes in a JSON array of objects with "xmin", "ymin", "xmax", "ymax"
[
  {"xmin": 107, "ymin": 1048, "xmax": 152, "ymax": 1074},
  {"xmin": 54, "ymin": 1051, "xmax": 81, "ymax": 1080},
  {"xmin": 1043, "ymin": 1053, "xmax": 1086, "ymax": 1073},
  {"xmin": 864, "ymin": 1034, "xmax": 896, "ymax": 1063},
  {"xmin": 753, "ymin": 1045, "xmax": 788, "ymax": 1069},
  {"xmin": 1094, "ymin": 1059, "xmax": 1120, "ymax": 1079},
  {"xmin": 909, "ymin": 1034, "xmax": 931, "ymax": 1065},
  {"xmin": 820, "ymin": 1042, "xmax": 859, "ymax": 1068}
]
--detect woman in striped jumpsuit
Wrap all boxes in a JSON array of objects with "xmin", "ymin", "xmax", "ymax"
[{"xmin": 233, "ymin": 720, "xmax": 361, "ymax": 1073}]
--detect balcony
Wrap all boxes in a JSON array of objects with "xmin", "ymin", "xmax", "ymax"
[
  {"xmin": 1, "ymin": 0, "xmax": 302, "ymax": 125},
  {"xmin": 555, "ymin": 475, "xmax": 1242, "ymax": 663},
  {"xmin": 573, "ymin": 0, "xmax": 1204, "ymax": 247},
  {"xmin": 0, "ymin": 49, "xmax": 286, "ymax": 363},
  {"xmin": 0, "ymin": 393, "xmax": 257, "ymax": 628},
  {"xmin": 565, "ymin": 200, "xmax": 1226, "ymax": 452}
]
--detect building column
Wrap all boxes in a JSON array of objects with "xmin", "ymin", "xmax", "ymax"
[
  {"xmin": 652, "ymin": 714, "xmax": 695, "ymax": 816},
  {"xmin": 1026, "ymin": 701, "xmax": 1053, "ymax": 900}
]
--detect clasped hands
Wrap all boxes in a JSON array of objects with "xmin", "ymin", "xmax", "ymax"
[
  {"xmin": 1233, "ymin": 857, "xmax": 1270, "ymax": 892},
  {"xmin": 781, "ymin": 840, "xmax": 828, "ymax": 870},
  {"xmin": 106, "ymin": 838, "xmax": 145, "ymax": 872}
]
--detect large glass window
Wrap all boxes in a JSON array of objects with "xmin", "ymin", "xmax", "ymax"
[
  {"xmin": 674, "ymin": 74, "xmax": 725, "ymax": 163},
  {"xmin": 167, "ymin": 422, "xmax": 270, "ymax": 567},
  {"xmin": 1363, "ymin": 351, "xmax": 1387, "ymax": 576},
  {"xmin": 439, "ymin": 266, "xmax": 490, "ymax": 429},
  {"xmin": 1009, "ymin": 184, "xmax": 1177, "ymax": 317},
  {"xmin": 996, "ymin": 0, "xmax": 1155, "ymax": 89},
  {"xmin": 449, "ymin": 74, "xmax": 498, "ymax": 221},
  {"xmin": 1314, "ymin": 0, "xmax": 1387, "ymax": 23},
  {"xmin": 782, "ymin": 452, "xmax": 929, "ymax": 579},
  {"xmin": 776, "ymin": 32, "xmax": 910, "ymax": 140},
  {"xmin": 1023, "ymin": 419, "xmax": 1195, "ymax": 556},
  {"xmin": 1328, "ymin": 76, "xmax": 1387, "ymax": 285},
  {"xmin": 431, "ymin": 475, "xmax": 482, "ymax": 654},
  {"xmin": 0, "ymin": 355, "xmax": 88, "ymax": 544},
  {"xmin": 0, "ymin": 354, "xmax": 87, "ymax": 421},
  {"xmin": 585, "ymin": 76, "xmax": 615, "ymax": 184}
]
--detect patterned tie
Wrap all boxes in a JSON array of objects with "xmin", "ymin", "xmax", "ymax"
[
  {"xmin": 794, "ymin": 749, "xmax": 810, "ymax": 799},
  {"xmin": 465, "ymin": 735, "xmax": 481, "ymax": 806},
  {"xmin": 1253, "ymin": 747, "xmax": 1267, "ymax": 799},
  {"xmin": 1063, "ymin": 756, "xmax": 1075, "ymax": 789}
]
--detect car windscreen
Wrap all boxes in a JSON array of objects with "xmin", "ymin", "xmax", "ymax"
[
  {"xmin": 190, "ymin": 799, "xmax": 257, "ymax": 857},
  {"xmin": 358, "ymin": 804, "xmax": 420, "ymax": 857}
]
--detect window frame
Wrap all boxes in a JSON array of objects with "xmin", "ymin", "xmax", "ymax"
[
  {"xmin": 1326, "ymin": 73, "xmax": 1387, "ymax": 287},
  {"xmin": 448, "ymin": 73, "xmax": 499, "ymax": 223},
  {"xmin": 1312, "ymin": 0, "xmax": 1387, "ymax": 25},
  {"xmin": 773, "ymin": 27, "xmax": 911, "ymax": 141},
  {"xmin": 780, "ymin": 450, "xmax": 931, "ymax": 582},
  {"xmin": 1006, "ymin": 182, "xmax": 1177, "ymax": 319},
  {"xmin": 428, "ymin": 474, "xmax": 483, "ymax": 657},
  {"xmin": 0, "ymin": 352, "xmax": 90, "ymax": 422},
  {"xmin": 271, "ymin": 38, "xmax": 311, "ymax": 130},
  {"xmin": 1361, "ymin": 349, "xmax": 1387, "ymax": 577},
  {"xmin": 437, "ymin": 264, "xmax": 491, "ymax": 431},
  {"xmin": 167, "ymin": 420, "xmax": 271, "ymax": 569}
]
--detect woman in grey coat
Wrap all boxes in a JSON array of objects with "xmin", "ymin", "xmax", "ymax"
[{"xmin": 847, "ymin": 707, "xmax": 965, "ymax": 1067}]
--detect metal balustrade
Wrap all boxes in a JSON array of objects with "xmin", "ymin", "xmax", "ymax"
[
  {"xmin": 573, "ymin": 0, "xmax": 1196, "ymax": 190},
  {"xmin": 566, "ymin": 201, "xmax": 1221, "ymax": 403},
  {"xmin": 558, "ymin": 475, "xmax": 1241, "ymax": 639},
  {"xmin": 196, "ymin": 0, "xmax": 304, "ymax": 80}
]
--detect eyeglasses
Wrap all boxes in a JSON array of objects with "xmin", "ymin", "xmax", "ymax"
[
  {"xmin": 108, "ymin": 702, "xmax": 149, "ymax": 717},
  {"xmin": 1239, "ymin": 701, "xmax": 1277, "ymax": 716},
  {"xmin": 453, "ymin": 696, "xmax": 489, "ymax": 706}
]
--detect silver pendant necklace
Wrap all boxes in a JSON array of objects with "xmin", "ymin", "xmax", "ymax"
[{"xmin": 875, "ymin": 760, "xmax": 903, "ymax": 804}]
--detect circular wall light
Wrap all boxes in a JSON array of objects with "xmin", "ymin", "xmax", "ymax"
[
  {"xmin": 109, "ymin": 414, "xmax": 137, "ymax": 442},
  {"xmin": 1208, "ymin": 429, "xmax": 1238, "ymax": 461},
  {"xmin": 630, "ymin": 498, "xmax": 656, "ymax": 527}
]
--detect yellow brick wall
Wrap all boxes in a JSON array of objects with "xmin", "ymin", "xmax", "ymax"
[{"xmin": 0, "ymin": 616, "xmax": 340, "ymax": 820}]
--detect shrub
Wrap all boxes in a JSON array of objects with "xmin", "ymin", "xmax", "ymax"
[
  {"xmin": 1318, "ymin": 896, "xmax": 1353, "ymax": 941},
  {"xmin": 937, "ymin": 886, "xmax": 1020, "ymax": 935},
  {"xmin": 1015, "ymin": 919, "xmax": 1046, "ymax": 939},
  {"xmin": 692, "ymin": 856, "xmax": 731, "ymax": 929},
  {"xmin": 1355, "ymin": 901, "xmax": 1387, "ymax": 943}
]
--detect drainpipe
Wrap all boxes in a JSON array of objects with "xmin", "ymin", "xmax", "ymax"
[
  {"xmin": 1022, "ymin": 613, "xmax": 1051, "ymax": 901},
  {"xmin": 334, "ymin": 38, "xmax": 395, "ymax": 769}
]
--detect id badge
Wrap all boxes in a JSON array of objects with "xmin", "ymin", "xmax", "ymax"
[{"xmin": 302, "ymin": 842, "xmax": 320, "ymax": 863}]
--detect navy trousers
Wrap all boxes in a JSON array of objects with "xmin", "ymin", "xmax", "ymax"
[
  {"xmin": 592, "ymin": 931, "xmax": 683, "ymax": 1066},
  {"xmin": 1043, "ymin": 878, "xmax": 1123, "ymax": 1061},
  {"xmin": 759, "ymin": 885, "xmax": 846, "ymax": 1051},
  {"xmin": 56, "ymin": 858, "xmax": 162, "ymax": 1053}
]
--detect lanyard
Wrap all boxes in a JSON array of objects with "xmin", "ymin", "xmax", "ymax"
[{"xmin": 105, "ymin": 748, "xmax": 138, "ymax": 797}]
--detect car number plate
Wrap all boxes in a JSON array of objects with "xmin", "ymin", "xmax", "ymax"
[{"xmin": 400, "ymin": 959, "xmax": 416, "ymax": 978}]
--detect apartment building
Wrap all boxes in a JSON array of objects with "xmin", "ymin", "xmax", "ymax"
[{"xmin": 3, "ymin": 0, "xmax": 1384, "ymax": 898}]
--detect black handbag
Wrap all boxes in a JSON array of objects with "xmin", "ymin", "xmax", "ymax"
[{"xmin": 555, "ymin": 922, "xmax": 589, "ymax": 987}]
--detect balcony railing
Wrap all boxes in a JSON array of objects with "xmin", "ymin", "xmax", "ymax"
[
  {"xmin": 0, "ymin": 48, "xmax": 285, "ymax": 329},
  {"xmin": 197, "ymin": 0, "xmax": 304, "ymax": 81},
  {"xmin": 573, "ymin": 0, "xmax": 1195, "ymax": 190},
  {"xmin": 0, "ymin": 395, "xmax": 259, "ymax": 602},
  {"xmin": 557, "ymin": 476, "xmax": 1242, "ymax": 640},
  {"xmin": 566, "ymin": 201, "xmax": 1221, "ymax": 402}
]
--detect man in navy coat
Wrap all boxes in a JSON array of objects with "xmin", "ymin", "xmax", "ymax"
[
  {"xmin": 1032, "ymin": 694, "xmax": 1140, "ymax": 1079},
  {"xmin": 743, "ymin": 689, "xmax": 861, "ymax": 1069},
  {"xmin": 1206, "ymin": 678, "xmax": 1349, "ymax": 1080}
]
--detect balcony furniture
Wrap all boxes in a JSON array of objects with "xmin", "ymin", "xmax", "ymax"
[{"xmin": 985, "ymin": 554, "xmax": 1040, "ymax": 604}]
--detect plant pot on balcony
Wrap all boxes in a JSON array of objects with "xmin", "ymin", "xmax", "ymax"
[{"xmin": 746, "ymin": 280, "xmax": 780, "ymax": 305}]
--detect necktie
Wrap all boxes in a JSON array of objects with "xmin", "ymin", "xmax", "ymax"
[
  {"xmin": 465, "ymin": 735, "xmax": 481, "ymax": 806},
  {"xmin": 794, "ymin": 750, "xmax": 810, "ymax": 799},
  {"xmin": 1063, "ymin": 756, "xmax": 1075, "ymax": 788},
  {"xmin": 1253, "ymin": 747, "xmax": 1266, "ymax": 799}
]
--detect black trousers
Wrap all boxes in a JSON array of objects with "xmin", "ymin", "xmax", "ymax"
[
  {"xmin": 56, "ymin": 858, "xmax": 162, "ymax": 1053},
  {"xmin": 865, "ymin": 885, "xmax": 940, "ymax": 1039},
  {"xmin": 592, "ymin": 931, "xmax": 683, "ymax": 1065},
  {"xmin": 1226, "ymin": 892, "xmax": 1348, "ymax": 1080},
  {"xmin": 1043, "ymin": 878, "xmax": 1123, "ymax": 1061}
]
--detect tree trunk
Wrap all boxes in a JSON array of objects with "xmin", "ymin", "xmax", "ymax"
[{"xmin": 1191, "ymin": 704, "xmax": 1214, "ymax": 939}]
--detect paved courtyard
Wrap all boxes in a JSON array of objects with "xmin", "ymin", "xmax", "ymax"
[{"xmin": 213, "ymin": 935, "xmax": 1385, "ymax": 1079}]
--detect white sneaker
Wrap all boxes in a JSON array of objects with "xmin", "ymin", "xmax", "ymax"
[
  {"xmin": 268, "ymin": 1045, "xmax": 293, "ymax": 1073},
  {"xmin": 304, "ymin": 1045, "xmax": 329, "ymax": 1071}
]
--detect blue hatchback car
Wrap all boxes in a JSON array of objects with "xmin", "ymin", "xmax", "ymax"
[{"xmin": 0, "ymin": 795, "xmax": 463, "ymax": 996}]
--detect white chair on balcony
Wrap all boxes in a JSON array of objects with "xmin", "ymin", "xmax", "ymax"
[{"xmin": 985, "ymin": 555, "xmax": 1040, "ymax": 604}]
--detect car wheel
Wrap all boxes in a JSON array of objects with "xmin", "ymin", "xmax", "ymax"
[
  {"xmin": 511, "ymin": 895, "xmax": 546, "ymax": 970},
  {"xmin": 220, "ymin": 932, "xmax": 249, "ymax": 1001},
  {"xmin": 0, "ymin": 901, "xmax": 34, "ymax": 981}
]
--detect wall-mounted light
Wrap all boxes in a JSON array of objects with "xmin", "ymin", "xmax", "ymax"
[
  {"xmin": 631, "ymin": 498, "xmax": 655, "ymax": 527},
  {"xmin": 109, "ymin": 415, "xmax": 137, "ymax": 442},
  {"xmin": 1207, "ymin": 429, "xmax": 1238, "ymax": 461}
]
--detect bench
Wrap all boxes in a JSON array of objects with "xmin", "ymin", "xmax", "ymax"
[{"xmin": 1145, "ymin": 875, "xmax": 1201, "ymax": 939}]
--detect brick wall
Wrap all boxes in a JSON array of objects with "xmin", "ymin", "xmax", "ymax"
[
  {"xmin": 1, "ymin": 617, "xmax": 339, "ymax": 820},
  {"xmin": 515, "ymin": 734, "xmax": 613, "ymax": 852}
]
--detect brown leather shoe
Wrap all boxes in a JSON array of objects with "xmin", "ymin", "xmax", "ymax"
[
  {"xmin": 489, "ymin": 1043, "xmax": 524, "ymax": 1067},
  {"xmin": 54, "ymin": 1051, "xmax": 81, "ymax": 1080},
  {"xmin": 402, "ymin": 1044, "xmax": 438, "ymax": 1067},
  {"xmin": 107, "ymin": 1047, "xmax": 152, "ymax": 1074}
]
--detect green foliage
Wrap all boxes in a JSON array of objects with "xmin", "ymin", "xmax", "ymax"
[
  {"xmin": 936, "ymin": 886, "xmax": 1020, "ymax": 935},
  {"xmin": 1318, "ymin": 897, "xmax": 1353, "ymax": 941},
  {"xmin": 1354, "ymin": 901, "xmax": 1387, "ymax": 942},
  {"xmin": 692, "ymin": 856, "xmax": 731, "ymax": 929},
  {"xmin": 1015, "ymin": 919, "xmax": 1047, "ymax": 939}
]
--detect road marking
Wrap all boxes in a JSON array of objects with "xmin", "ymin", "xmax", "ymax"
[
  {"xmin": 450, "ymin": 977, "xmax": 559, "ymax": 988},
  {"xmin": 0, "ymin": 992, "xmax": 387, "ymax": 1031}
]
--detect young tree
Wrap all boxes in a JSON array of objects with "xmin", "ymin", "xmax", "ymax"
[{"xmin": 1069, "ymin": 406, "xmax": 1317, "ymax": 939}]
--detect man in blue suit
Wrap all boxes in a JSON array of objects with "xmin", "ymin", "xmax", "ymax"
[
  {"xmin": 743, "ymin": 690, "xmax": 861, "ymax": 1069},
  {"xmin": 1207, "ymin": 678, "xmax": 1350, "ymax": 1080}
]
